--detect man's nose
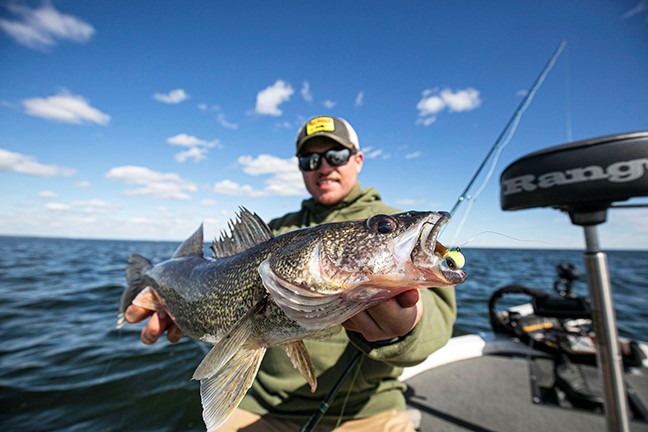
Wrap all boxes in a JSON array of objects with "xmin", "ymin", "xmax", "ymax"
[{"xmin": 316, "ymin": 157, "xmax": 335, "ymax": 173}]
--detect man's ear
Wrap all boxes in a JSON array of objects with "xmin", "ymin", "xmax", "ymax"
[{"xmin": 355, "ymin": 151, "xmax": 364, "ymax": 173}]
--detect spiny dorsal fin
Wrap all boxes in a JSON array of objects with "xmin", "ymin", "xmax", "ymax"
[
  {"xmin": 210, "ymin": 207, "xmax": 274, "ymax": 258},
  {"xmin": 173, "ymin": 223, "xmax": 204, "ymax": 258}
]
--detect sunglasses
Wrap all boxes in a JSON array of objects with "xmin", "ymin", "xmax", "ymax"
[{"xmin": 298, "ymin": 148, "xmax": 357, "ymax": 172}]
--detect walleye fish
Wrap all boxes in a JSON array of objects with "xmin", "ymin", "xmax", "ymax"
[{"xmin": 117, "ymin": 208, "xmax": 466, "ymax": 430}]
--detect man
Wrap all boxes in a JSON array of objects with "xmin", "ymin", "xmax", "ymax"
[{"xmin": 125, "ymin": 116, "xmax": 456, "ymax": 431}]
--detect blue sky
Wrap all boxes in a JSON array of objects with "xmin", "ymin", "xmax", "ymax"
[{"xmin": 1, "ymin": 0, "xmax": 647, "ymax": 250}]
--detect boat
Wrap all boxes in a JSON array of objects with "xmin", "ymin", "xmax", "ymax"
[{"xmin": 401, "ymin": 131, "xmax": 648, "ymax": 431}]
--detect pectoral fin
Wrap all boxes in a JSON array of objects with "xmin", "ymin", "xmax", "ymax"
[
  {"xmin": 193, "ymin": 293, "xmax": 268, "ymax": 381},
  {"xmin": 284, "ymin": 340, "xmax": 317, "ymax": 393},
  {"xmin": 193, "ymin": 317, "xmax": 254, "ymax": 381},
  {"xmin": 200, "ymin": 346, "xmax": 266, "ymax": 431}
]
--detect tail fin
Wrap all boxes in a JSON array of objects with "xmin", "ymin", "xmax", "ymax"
[{"xmin": 117, "ymin": 254, "xmax": 153, "ymax": 328}]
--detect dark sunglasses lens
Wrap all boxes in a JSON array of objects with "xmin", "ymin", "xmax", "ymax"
[
  {"xmin": 298, "ymin": 148, "xmax": 353, "ymax": 171},
  {"xmin": 325, "ymin": 148, "xmax": 351, "ymax": 166},
  {"xmin": 298, "ymin": 153, "xmax": 321, "ymax": 171}
]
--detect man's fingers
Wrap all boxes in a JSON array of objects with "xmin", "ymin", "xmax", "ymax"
[
  {"xmin": 342, "ymin": 293, "xmax": 424, "ymax": 342},
  {"xmin": 137, "ymin": 310, "xmax": 184, "ymax": 345},
  {"xmin": 167, "ymin": 324, "xmax": 185, "ymax": 343},
  {"xmin": 140, "ymin": 311, "xmax": 167, "ymax": 344},
  {"xmin": 395, "ymin": 289, "xmax": 420, "ymax": 308},
  {"xmin": 124, "ymin": 305, "xmax": 154, "ymax": 323},
  {"xmin": 343, "ymin": 310, "xmax": 379, "ymax": 339}
]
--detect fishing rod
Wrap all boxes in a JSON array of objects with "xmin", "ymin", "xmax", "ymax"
[
  {"xmin": 449, "ymin": 40, "xmax": 567, "ymax": 219},
  {"xmin": 300, "ymin": 40, "xmax": 567, "ymax": 432}
]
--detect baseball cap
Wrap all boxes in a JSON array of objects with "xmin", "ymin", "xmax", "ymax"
[{"xmin": 295, "ymin": 116, "xmax": 360, "ymax": 155}]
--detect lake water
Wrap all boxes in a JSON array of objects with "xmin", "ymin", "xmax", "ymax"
[{"xmin": 1, "ymin": 236, "xmax": 646, "ymax": 431}]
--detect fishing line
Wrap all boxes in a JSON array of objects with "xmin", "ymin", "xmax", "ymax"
[
  {"xmin": 334, "ymin": 354, "xmax": 365, "ymax": 428},
  {"xmin": 455, "ymin": 230, "xmax": 561, "ymax": 248},
  {"xmin": 300, "ymin": 350, "xmax": 363, "ymax": 432},
  {"xmin": 447, "ymin": 40, "xmax": 567, "ymax": 244},
  {"xmin": 449, "ymin": 79, "xmax": 536, "ymax": 246}
]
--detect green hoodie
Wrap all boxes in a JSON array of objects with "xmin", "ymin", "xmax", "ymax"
[
  {"xmin": 268, "ymin": 183, "xmax": 401, "ymax": 234},
  {"xmin": 239, "ymin": 184, "xmax": 457, "ymax": 424}
]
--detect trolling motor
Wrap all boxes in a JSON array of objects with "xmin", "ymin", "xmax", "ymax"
[{"xmin": 500, "ymin": 131, "xmax": 648, "ymax": 432}]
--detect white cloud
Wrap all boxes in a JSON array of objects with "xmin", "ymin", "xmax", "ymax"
[
  {"xmin": 0, "ymin": 148, "xmax": 75, "ymax": 176},
  {"xmin": 213, "ymin": 154, "xmax": 306, "ymax": 197},
  {"xmin": 216, "ymin": 112, "xmax": 238, "ymax": 129},
  {"xmin": 38, "ymin": 190, "xmax": 57, "ymax": 198},
  {"xmin": 200, "ymin": 199, "xmax": 217, "ymax": 207},
  {"xmin": 355, "ymin": 92, "xmax": 364, "ymax": 107},
  {"xmin": 73, "ymin": 199, "xmax": 116, "ymax": 209},
  {"xmin": 405, "ymin": 151, "xmax": 422, "ymax": 159},
  {"xmin": 167, "ymin": 133, "xmax": 219, "ymax": 148},
  {"xmin": 441, "ymin": 88, "xmax": 481, "ymax": 112},
  {"xmin": 166, "ymin": 133, "xmax": 221, "ymax": 163},
  {"xmin": 255, "ymin": 80, "xmax": 294, "ymax": 116},
  {"xmin": 301, "ymin": 81, "xmax": 313, "ymax": 102},
  {"xmin": 72, "ymin": 199, "xmax": 117, "ymax": 214},
  {"xmin": 105, "ymin": 165, "xmax": 197, "ymax": 200},
  {"xmin": 323, "ymin": 99, "xmax": 336, "ymax": 109},
  {"xmin": 365, "ymin": 149, "xmax": 383, "ymax": 159},
  {"xmin": 153, "ymin": 88, "xmax": 190, "ymax": 104},
  {"xmin": 22, "ymin": 90, "xmax": 110, "ymax": 125},
  {"xmin": 76, "ymin": 180, "xmax": 91, "ymax": 188},
  {"xmin": 45, "ymin": 202, "xmax": 71, "ymax": 211},
  {"xmin": 175, "ymin": 147, "xmax": 208, "ymax": 163},
  {"xmin": 0, "ymin": 2, "xmax": 94, "ymax": 50},
  {"xmin": 213, "ymin": 179, "xmax": 266, "ymax": 197},
  {"xmin": 416, "ymin": 87, "xmax": 481, "ymax": 126},
  {"xmin": 417, "ymin": 115, "xmax": 438, "ymax": 127},
  {"xmin": 239, "ymin": 154, "xmax": 296, "ymax": 176},
  {"xmin": 417, "ymin": 90, "xmax": 446, "ymax": 115},
  {"xmin": 197, "ymin": 104, "xmax": 238, "ymax": 129}
]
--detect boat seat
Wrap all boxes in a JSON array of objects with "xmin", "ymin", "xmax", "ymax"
[{"xmin": 500, "ymin": 131, "xmax": 648, "ymax": 220}]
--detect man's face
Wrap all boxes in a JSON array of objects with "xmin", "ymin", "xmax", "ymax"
[{"xmin": 299, "ymin": 137, "xmax": 364, "ymax": 206}]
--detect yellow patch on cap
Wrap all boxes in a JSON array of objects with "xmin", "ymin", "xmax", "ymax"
[{"xmin": 306, "ymin": 116, "xmax": 335, "ymax": 136}]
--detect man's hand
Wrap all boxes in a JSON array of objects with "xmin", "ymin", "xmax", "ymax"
[
  {"xmin": 342, "ymin": 289, "xmax": 423, "ymax": 342},
  {"xmin": 124, "ymin": 305, "xmax": 184, "ymax": 344}
]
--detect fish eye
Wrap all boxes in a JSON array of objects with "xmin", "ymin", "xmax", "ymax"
[{"xmin": 366, "ymin": 215, "xmax": 398, "ymax": 234}]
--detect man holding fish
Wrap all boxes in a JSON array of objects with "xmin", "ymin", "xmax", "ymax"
[{"xmin": 122, "ymin": 116, "xmax": 461, "ymax": 431}]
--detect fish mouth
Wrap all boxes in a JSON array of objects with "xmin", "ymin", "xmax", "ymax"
[{"xmin": 412, "ymin": 211, "xmax": 467, "ymax": 286}]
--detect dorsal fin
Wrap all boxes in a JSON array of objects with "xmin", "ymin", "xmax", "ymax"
[
  {"xmin": 210, "ymin": 207, "xmax": 274, "ymax": 258},
  {"xmin": 173, "ymin": 223, "xmax": 205, "ymax": 258}
]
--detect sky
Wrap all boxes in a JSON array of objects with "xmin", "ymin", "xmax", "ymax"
[{"xmin": 1, "ymin": 0, "xmax": 647, "ymax": 250}]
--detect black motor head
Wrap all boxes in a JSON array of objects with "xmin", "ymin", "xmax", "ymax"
[{"xmin": 500, "ymin": 131, "xmax": 648, "ymax": 226}]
